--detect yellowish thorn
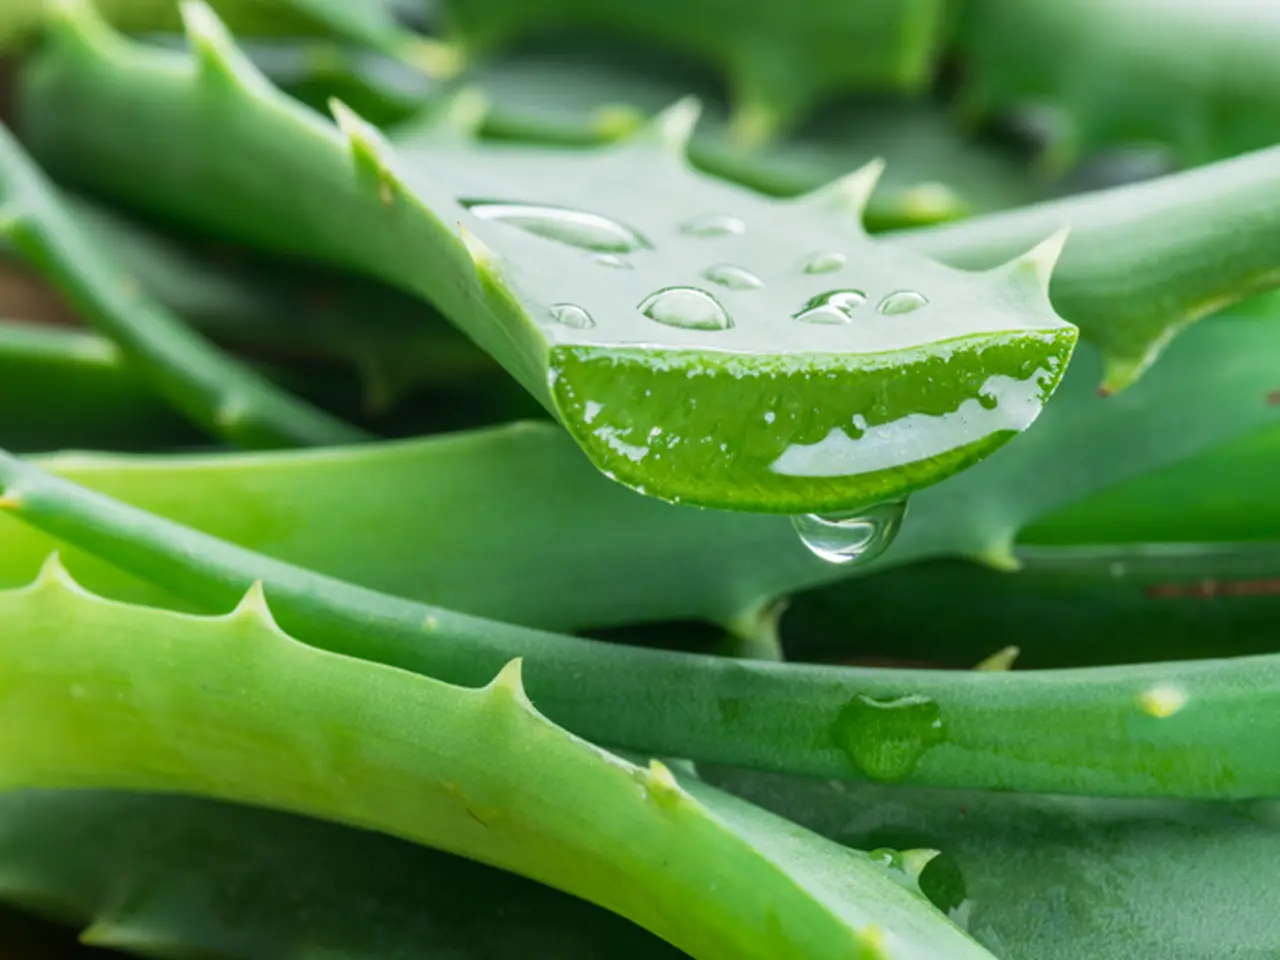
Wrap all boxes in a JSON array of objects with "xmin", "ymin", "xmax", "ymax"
[
  {"xmin": 1138, "ymin": 685, "xmax": 1187, "ymax": 718},
  {"xmin": 973, "ymin": 645, "xmax": 1020, "ymax": 672}
]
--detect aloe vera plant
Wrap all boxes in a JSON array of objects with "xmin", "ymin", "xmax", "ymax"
[{"xmin": 0, "ymin": 1, "xmax": 1277, "ymax": 958}]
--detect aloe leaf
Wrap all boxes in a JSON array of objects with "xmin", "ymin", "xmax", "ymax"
[
  {"xmin": 0, "ymin": 559, "xmax": 990, "ymax": 960},
  {"xmin": 0, "ymin": 319, "xmax": 197, "ymax": 452},
  {"xmin": 18, "ymin": 0, "xmax": 1078, "ymax": 514},
  {"xmin": 2, "ymin": 438, "xmax": 1280, "ymax": 799},
  {"xmin": 1, "ymin": 0, "xmax": 454, "ymax": 76},
  {"xmin": 0, "ymin": 316, "xmax": 1272, "ymax": 638},
  {"xmin": 786, "ymin": 543, "xmax": 1280, "ymax": 670},
  {"xmin": 433, "ymin": 0, "xmax": 949, "ymax": 143},
  {"xmin": 245, "ymin": 37, "xmax": 1037, "ymax": 229},
  {"xmin": 0, "ymin": 120, "xmax": 370, "ymax": 449},
  {"xmin": 713, "ymin": 767, "xmax": 1280, "ymax": 960},
  {"xmin": 954, "ymin": 0, "xmax": 1280, "ymax": 174},
  {"xmin": 897, "ymin": 145, "xmax": 1280, "ymax": 391},
  {"xmin": 44, "ymin": 195, "xmax": 500, "ymax": 414},
  {"xmin": 0, "ymin": 789, "xmax": 687, "ymax": 959}
]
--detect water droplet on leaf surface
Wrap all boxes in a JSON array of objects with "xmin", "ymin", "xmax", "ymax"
[
  {"xmin": 833, "ymin": 693, "xmax": 945, "ymax": 781},
  {"xmin": 803, "ymin": 251, "xmax": 846, "ymax": 274},
  {"xmin": 703, "ymin": 263, "xmax": 763, "ymax": 290},
  {"xmin": 791, "ymin": 500, "xmax": 905, "ymax": 565},
  {"xmin": 549, "ymin": 303, "xmax": 595, "ymax": 329},
  {"xmin": 591, "ymin": 253, "xmax": 632, "ymax": 269},
  {"xmin": 639, "ymin": 287, "xmax": 732, "ymax": 330},
  {"xmin": 680, "ymin": 213, "xmax": 746, "ymax": 237},
  {"xmin": 461, "ymin": 200, "xmax": 649, "ymax": 253},
  {"xmin": 878, "ymin": 290, "xmax": 929, "ymax": 315},
  {"xmin": 794, "ymin": 290, "xmax": 867, "ymax": 324}
]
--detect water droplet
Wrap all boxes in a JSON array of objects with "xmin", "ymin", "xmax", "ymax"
[
  {"xmin": 549, "ymin": 303, "xmax": 595, "ymax": 329},
  {"xmin": 639, "ymin": 287, "xmax": 732, "ymax": 331},
  {"xmin": 460, "ymin": 200, "xmax": 649, "ymax": 253},
  {"xmin": 833, "ymin": 692, "xmax": 945, "ymax": 782},
  {"xmin": 703, "ymin": 263, "xmax": 763, "ymax": 290},
  {"xmin": 1138, "ymin": 685, "xmax": 1186, "ymax": 718},
  {"xmin": 680, "ymin": 213, "xmax": 745, "ymax": 237},
  {"xmin": 794, "ymin": 290, "xmax": 866, "ymax": 324},
  {"xmin": 803, "ymin": 251, "xmax": 846, "ymax": 274},
  {"xmin": 791, "ymin": 500, "xmax": 906, "ymax": 565},
  {"xmin": 878, "ymin": 290, "xmax": 929, "ymax": 315},
  {"xmin": 591, "ymin": 253, "xmax": 632, "ymax": 269},
  {"xmin": 977, "ymin": 392, "xmax": 998, "ymax": 411}
]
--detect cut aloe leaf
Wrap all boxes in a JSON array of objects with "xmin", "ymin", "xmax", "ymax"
[
  {"xmin": 17, "ymin": 1, "xmax": 1078, "ymax": 513},
  {"xmin": 899, "ymin": 136, "xmax": 1280, "ymax": 393},
  {"xmin": 0, "ymin": 560, "xmax": 992, "ymax": 960},
  {"xmin": 433, "ymin": 0, "xmax": 949, "ymax": 142}
]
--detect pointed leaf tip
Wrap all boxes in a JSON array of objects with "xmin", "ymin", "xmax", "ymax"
[
  {"xmin": 491, "ymin": 657, "xmax": 528, "ymax": 700},
  {"xmin": 433, "ymin": 87, "xmax": 491, "ymax": 139},
  {"xmin": 802, "ymin": 158, "xmax": 886, "ymax": 220},
  {"xmin": 974, "ymin": 645, "xmax": 1020, "ymax": 672},
  {"xmin": 34, "ymin": 551, "xmax": 79, "ymax": 592},
  {"xmin": 230, "ymin": 580, "xmax": 278, "ymax": 627},
  {"xmin": 456, "ymin": 222, "xmax": 498, "ymax": 270},
  {"xmin": 1004, "ymin": 225, "xmax": 1071, "ymax": 291},
  {"xmin": 180, "ymin": 0, "xmax": 260, "ymax": 87},
  {"xmin": 642, "ymin": 97, "xmax": 703, "ymax": 156}
]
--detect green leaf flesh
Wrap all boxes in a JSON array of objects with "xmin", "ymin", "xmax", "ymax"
[
  {"xmin": 17, "ymin": 0, "xmax": 1077, "ymax": 513},
  {"xmin": 897, "ymin": 139, "xmax": 1280, "ymax": 392},
  {"xmin": 0, "ymin": 561, "xmax": 990, "ymax": 960},
  {"xmin": 0, "ymin": 316, "xmax": 1272, "ymax": 637}
]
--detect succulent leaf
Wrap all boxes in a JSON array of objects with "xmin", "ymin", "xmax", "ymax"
[
  {"xmin": 434, "ymin": 0, "xmax": 948, "ymax": 142},
  {"xmin": 0, "ymin": 119, "xmax": 368, "ymax": 448},
  {"xmin": 0, "ymin": 316, "xmax": 1272, "ymax": 638},
  {"xmin": 0, "ymin": 562, "xmax": 991, "ymax": 960},
  {"xmin": 18, "ymin": 0, "xmax": 1078, "ymax": 513},
  {"xmin": 954, "ymin": 0, "xmax": 1280, "ymax": 173},
  {"xmin": 899, "ymin": 137, "xmax": 1280, "ymax": 392},
  {"xmin": 3, "ymin": 431, "xmax": 1280, "ymax": 797}
]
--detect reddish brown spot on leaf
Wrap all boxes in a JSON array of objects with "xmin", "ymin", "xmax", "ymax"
[
  {"xmin": 1266, "ymin": 390, "xmax": 1280, "ymax": 406},
  {"xmin": 1148, "ymin": 578, "xmax": 1280, "ymax": 599}
]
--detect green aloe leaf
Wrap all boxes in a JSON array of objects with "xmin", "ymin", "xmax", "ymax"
[
  {"xmin": 0, "ymin": 559, "xmax": 990, "ymax": 960},
  {"xmin": 0, "ymin": 317, "xmax": 1272, "ymax": 637},
  {"xmin": 0, "ymin": 319, "xmax": 197, "ymax": 452},
  {"xmin": 713, "ymin": 767, "xmax": 1280, "ymax": 960},
  {"xmin": 3, "ymin": 431, "xmax": 1280, "ymax": 798},
  {"xmin": 433, "ymin": 0, "xmax": 948, "ymax": 143},
  {"xmin": 898, "ymin": 138, "xmax": 1280, "ymax": 392},
  {"xmin": 18, "ymin": 0, "xmax": 1078, "ymax": 514},
  {"xmin": 953, "ymin": 0, "xmax": 1280, "ymax": 174},
  {"xmin": 0, "ymin": 790, "xmax": 687, "ymax": 959},
  {"xmin": 0, "ymin": 119, "xmax": 369, "ymax": 449}
]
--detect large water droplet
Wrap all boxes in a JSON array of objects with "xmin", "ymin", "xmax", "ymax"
[
  {"xmin": 803, "ymin": 251, "xmax": 846, "ymax": 274},
  {"xmin": 703, "ymin": 263, "xmax": 763, "ymax": 290},
  {"xmin": 680, "ymin": 213, "xmax": 746, "ymax": 237},
  {"xmin": 791, "ymin": 500, "xmax": 905, "ymax": 564},
  {"xmin": 460, "ymin": 200, "xmax": 649, "ymax": 253},
  {"xmin": 549, "ymin": 303, "xmax": 594, "ymax": 329},
  {"xmin": 833, "ymin": 692, "xmax": 945, "ymax": 782},
  {"xmin": 793, "ymin": 290, "xmax": 867, "ymax": 325},
  {"xmin": 878, "ymin": 290, "xmax": 929, "ymax": 315},
  {"xmin": 591, "ymin": 253, "xmax": 632, "ymax": 270},
  {"xmin": 639, "ymin": 287, "xmax": 732, "ymax": 331}
]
